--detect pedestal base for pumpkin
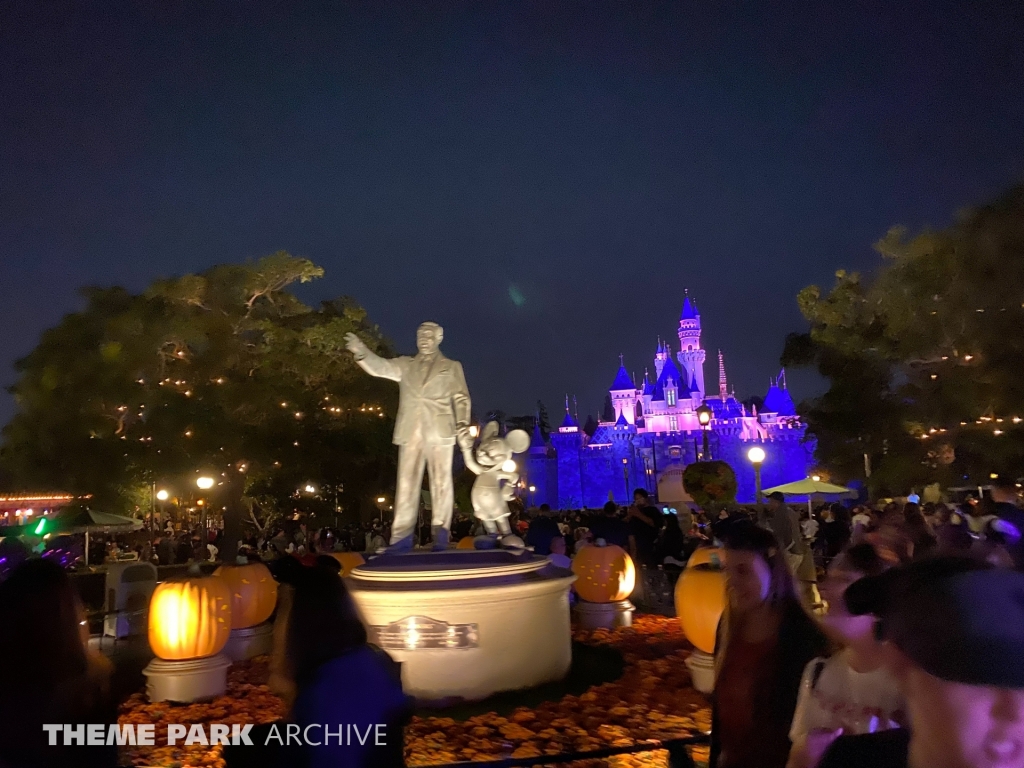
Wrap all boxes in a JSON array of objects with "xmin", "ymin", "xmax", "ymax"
[
  {"xmin": 223, "ymin": 621, "xmax": 274, "ymax": 662},
  {"xmin": 573, "ymin": 598, "xmax": 635, "ymax": 630},
  {"xmin": 684, "ymin": 650, "xmax": 715, "ymax": 694},
  {"xmin": 347, "ymin": 550, "xmax": 575, "ymax": 702},
  {"xmin": 143, "ymin": 654, "xmax": 231, "ymax": 703}
]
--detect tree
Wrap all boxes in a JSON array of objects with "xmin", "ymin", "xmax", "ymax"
[
  {"xmin": 536, "ymin": 400, "xmax": 551, "ymax": 440},
  {"xmin": 785, "ymin": 185, "xmax": 1024, "ymax": 492},
  {"xmin": 1, "ymin": 253, "xmax": 399, "ymax": 555}
]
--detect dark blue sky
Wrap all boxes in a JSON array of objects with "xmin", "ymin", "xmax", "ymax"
[{"xmin": 2, "ymin": 1, "xmax": 1023, "ymax": 425}]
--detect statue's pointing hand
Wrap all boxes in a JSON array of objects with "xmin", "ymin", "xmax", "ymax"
[{"xmin": 344, "ymin": 332, "xmax": 369, "ymax": 360}]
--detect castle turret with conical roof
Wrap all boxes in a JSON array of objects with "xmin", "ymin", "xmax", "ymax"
[{"xmin": 677, "ymin": 290, "xmax": 706, "ymax": 399}]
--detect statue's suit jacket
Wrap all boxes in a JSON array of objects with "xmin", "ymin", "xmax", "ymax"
[{"xmin": 355, "ymin": 351, "xmax": 471, "ymax": 446}]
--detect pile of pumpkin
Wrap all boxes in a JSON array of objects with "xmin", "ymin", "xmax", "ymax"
[
  {"xmin": 121, "ymin": 615, "xmax": 711, "ymax": 768},
  {"xmin": 124, "ymin": 546, "xmax": 725, "ymax": 767}
]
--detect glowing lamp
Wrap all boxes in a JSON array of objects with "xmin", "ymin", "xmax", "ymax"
[
  {"xmin": 812, "ymin": 474, "xmax": 821, "ymax": 482},
  {"xmin": 304, "ymin": 484, "xmax": 317, "ymax": 494},
  {"xmin": 696, "ymin": 403, "xmax": 712, "ymax": 427},
  {"xmin": 674, "ymin": 547, "xmax": 726, "ymax": 654},
  {"xmin": 501, "ymin": 459, "xmax": 517, "ymax": 473},
  {"xmin": 468, "ymin": 425, "xmax": 479, "ymax": 438},
  {"xmin": 376, "ymin": 496, "xmax": 386, "ymax": 504},
  {"xmin": 747, "ymin": 446, "xmax": 766, "ymax": 465},
  {"xmin": 156, "ymin": 489, "xmax": 170, "ymax": 501},
  {"xmin": 529, "ymin": 485, "xmax": 536, "ymax": 492},
  {"xmin": 148, "ymin": 567, "xmax": 231, "ymax": 660},
  {"xmin": 196, "ymin": 476, "xmax": 215, "ymax": 490},
  {"xmin": 213, "ymin": 561, "xmax": 277, "ymax": 630},
  {"xmin": 571, "ymin": 539, "xmax": 636, "ymax": 603}
]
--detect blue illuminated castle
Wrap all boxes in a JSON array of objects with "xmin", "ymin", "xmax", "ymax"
[{"xmin": 527, "ymin": 293, "xmax": 814, "ymax": 507}]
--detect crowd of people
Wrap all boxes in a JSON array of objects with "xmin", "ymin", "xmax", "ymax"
[{"xmin": 1, "ymin": 480, "xmax": 1023, "ymax": 768}]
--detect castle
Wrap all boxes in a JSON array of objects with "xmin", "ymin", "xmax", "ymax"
[{"xmin": 527, "ymin": 293, "xmax": 814, "ymax": 508}]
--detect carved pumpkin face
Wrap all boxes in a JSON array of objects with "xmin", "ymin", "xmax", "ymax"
[
  {"xmin": 149, "ymin": 570, "xmax": 232, "ymax": 660},
  {"xmin": 326, "ymin": 551, "xmax": 365, "ymax": 576},
  {"xmin": 571, "ymin": 539, "xmax": 636, "ymax": 603},
  {"xmin": 674, "ymin": 547, "xmax": 726, "ymax": 654},
  {"xmin": 213, "ymin": 561, "xmax": 278, "ymax": 629}
]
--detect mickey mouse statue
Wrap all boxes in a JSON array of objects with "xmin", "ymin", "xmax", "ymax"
[{"xmin": 462, "ymin": 421, "xmax": 531, "ymax": 549}]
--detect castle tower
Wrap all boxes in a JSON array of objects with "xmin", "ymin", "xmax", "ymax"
[
  {"xmin": 718, "ymin": 350, "xmax": 728, "ymax": 400},
  {"xmin": 654, "ymin": 338, "xmax": 669, "ymax": 379},
  {"xmin": 608, "ymin": 355, "xmax": 637, "ymax": 425},
  {"xmin": 677, "ymin": 291, "xmax": 706, "ymax": 399}
]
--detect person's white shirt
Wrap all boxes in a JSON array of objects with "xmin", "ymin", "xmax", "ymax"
[
  {"xmin": 851, "ymin": 512, "xmax": 872, "ymax": 528},
  {"xmin": 801, "ymin": 518, "xmax": 820, "ymax": 539},
  {"xmin": 789, "ymin": 650, "xmax": 903, "ymax": 743}
]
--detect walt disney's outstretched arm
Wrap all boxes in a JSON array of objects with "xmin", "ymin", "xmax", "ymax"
[{"xmin": 344, "ymin": 332, "xmax": 402, "ymax": 382}]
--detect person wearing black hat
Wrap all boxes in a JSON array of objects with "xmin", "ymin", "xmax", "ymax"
[{"xmin": 818, "ymin": 558, "xmax": 1024, "ymax": 768}]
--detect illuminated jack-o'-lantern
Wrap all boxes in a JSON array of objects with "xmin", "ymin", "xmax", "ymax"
[
  {"xmin": 149, "ymin": 566, "xmax": 232, "ymax": 660},
  {"xmin": 327, "ymin": 551, "xmax": 366, "ymax": 576},
  {"xmin": 213, "ymin": 560, "xmax": 278, "ymax": 629},
  {"xmin": 571, "ymin": 539, "xmax": 636, "ymax": 603},
  {"xmin": 457, "ymin": 536, "xmax": 477, "ymax": 550},
  {"xmin": 674, "ymin": 547, "xmax": 726, "ymax": 654}
]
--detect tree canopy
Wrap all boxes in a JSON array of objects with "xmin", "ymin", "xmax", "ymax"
[
  {"xmin": 1, "ymin": 252, "xmax": 398, "ymax": 532},
  {"xmin": 784, "ymin": 185, "xmax": 1024, "ymax": 494}
]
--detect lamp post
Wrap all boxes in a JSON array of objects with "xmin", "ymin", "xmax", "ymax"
[
  {"xmin": 696, "ymin": 403, "xmax": 713, "ymax": 460},
  {"xmin": 528, "ymin": 485, "xmax": 536, "ymax": 507},
  {"xmin": 747, "ymin": 446, "xmax": 766, "ymax": 504},
  {"xmin": 196, "ymin": 476, "xmax": 214, "ymax": 534},
  {"xmin": 621, "ymin": 457, "xmax": 629, "ymax": 502}
]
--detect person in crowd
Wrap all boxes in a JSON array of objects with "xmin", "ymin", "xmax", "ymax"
[
  {"xmin": 156, "ymin": 535, "xmax": 175, "ymax": 565},
  {"xmin": 0, "ymin": 559, "xmax": 117, "ymax": 768},
  {"xmin": 801, "ymin": 507, "xmax": 820, "ymax": 542},
  {"xmin": 626, "ymin": 488, "xmax": 664, "ymax": 567},
  {"xmin": 656, "ymin": 510, "xmax": 687, "ymax": 566},
  {"xmin": 817, "ymin": 557, "xmax": 1024, "ymax": 768},
  {"xmin": 989, "ymin": 476, "xmax": 1024, "ymax": 569},
  {"xmin": 766, "ymin": 492, "xmax": 806, "ymax": 571},
  {"xmin": 286, "ymin": 565, "xmax": 412, "ymax": 768},
  {"xmin": 787, "ymin": 544, "xmax": 903, "ymax": 768},
  {"xmin": 901, "ymin": 503, "xmax": 936, "ymax": 560},
  {"xmin": 548, "ymin": 535, "xmax": 571, "ymax": 568},
  {"xmin": 588, "ymin": 501, "xmax": 631, "ymax": 549},
  {"xmin": 711, "ymin": 504, "xmax": 749, "ymax": 543},
  {"xmin": 711, "ymin": 522, "xmax": 829, "ymax": 768},
  {"xmin": 526, "ymin": 504, "xmax": 562, "ymax": 555}
]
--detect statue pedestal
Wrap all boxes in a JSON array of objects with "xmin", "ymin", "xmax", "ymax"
[
  {"xmin": 223, "ymin": 622, "xmax": 274, "ymax": 662},
  {"xmin": 348, "ymin": 550, "xmax": 575, "ymax": 702},
  {"xmin": 143, "ymin": 654, "xmax": 231, "ymax": 703},
  {"xmin": 685, "ymin": 650, "xmax": 715, "ymax": 693},
  {"xmin": 573, "ymin": 598, "xmax": 635, "ymax": 630}
]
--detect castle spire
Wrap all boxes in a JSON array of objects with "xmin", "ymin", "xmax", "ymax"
[{"xmin": 718, "ymin": 350, "xmax": 728, "ymax": 400}]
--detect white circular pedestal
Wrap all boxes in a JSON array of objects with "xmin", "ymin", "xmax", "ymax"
[
  {"xmin": 685, "ymin": 650, "xmax": 715, "ymax": 694},
  {"xmin": 223, "ymin": 622, "xmax": 274, "ymax": 662},
  {"xmin": 573, "ymin": 599, "xmax": 635, "ymax": 630},
  {"xmin": 348, "ymin": 550, "xmax": 575, "ymax": 703},
  {"xmin": 143, "ymin": 654, "xmax": 231, "ymax": 703}
]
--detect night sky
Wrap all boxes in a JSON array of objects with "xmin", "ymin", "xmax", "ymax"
[{"xmin": 3, "ymin": 1, "xmax": 1023, "ymax": 426}]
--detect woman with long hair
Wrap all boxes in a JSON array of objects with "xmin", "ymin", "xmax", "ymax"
[
  {"xmin": 286, "ymin": 565, "xmax": 412, "ymax": 768},
  {"xmin": 711, "ymin": 522, "xmax": 829, "ymax": 768},
  {"xmin": 786, "ymin": 543, "xmax": 903, "ymax": 768},
  {"xmin": 0, "ymin": 559, "xmax": 116, "ymax": 768}
]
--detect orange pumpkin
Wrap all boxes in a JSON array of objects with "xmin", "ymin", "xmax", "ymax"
[
  {"xmin": 213, "ymin": 560, "xmax": 278, "ymax": 629},
  {"xmin": 456, "ymin": 536, "xmax": 476, "ymax": 550},
  {"xmin": 149, "ymin": 566, "xmax": 232, "ymax": 660},
  {"xmin": 327, "ymin": 551, "xmax": 365, "ymax": 575},
  {"xmin": 571, "ymin": 538, "xmax": 636, "ymax": 603},
  {"xmin": 674, "ymin": 546, "xmax": 726, "ymax": 654}
]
